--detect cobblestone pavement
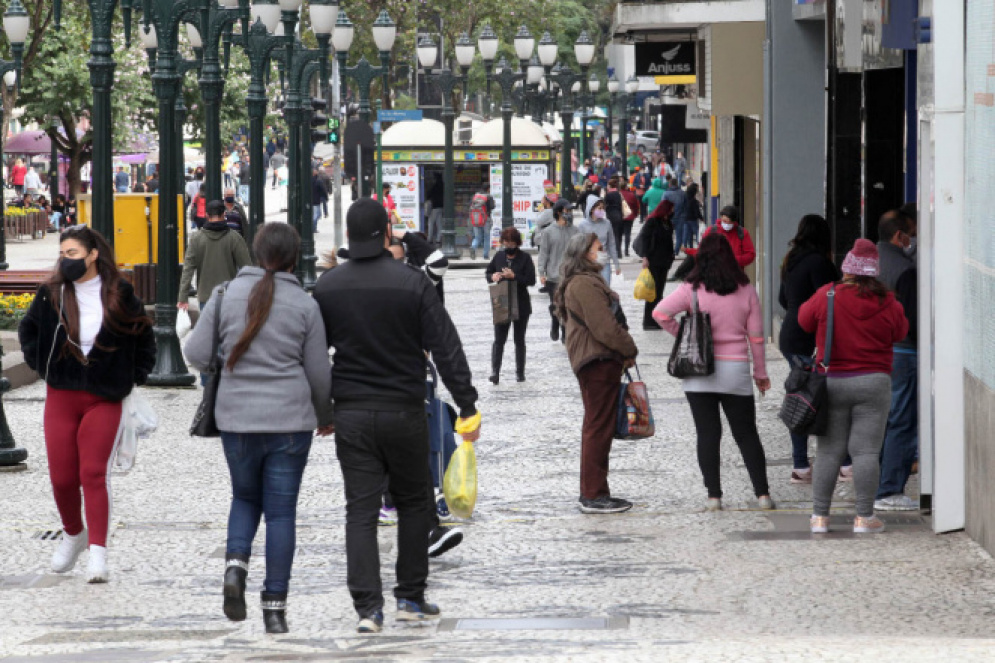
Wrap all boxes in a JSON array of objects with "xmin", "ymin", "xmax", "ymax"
[{"xmin": 2, "ymin": 260, "xmax": 995, "ymax": 663}]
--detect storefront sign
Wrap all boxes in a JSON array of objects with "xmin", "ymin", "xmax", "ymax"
[
  {"xmin": 635, "ymin": 41, "xmax": 696, "ymax": 84},
  {"xmin": 380, "ymin": 163, "xmax": 421, "ymax": 230},
  {"xmin": 489, "ymin": 163, "xmax": 549, "ymax": 248},
  {"xmin": 380, "ymin": 150, "xmax": 551, "ymax": 163}
]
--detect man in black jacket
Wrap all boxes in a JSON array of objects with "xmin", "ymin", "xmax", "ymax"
[{"xmin": 313, "ymin": 199, "xmax": 480, "ymax": 634}]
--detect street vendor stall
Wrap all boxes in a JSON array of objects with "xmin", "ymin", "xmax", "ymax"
[{"xmin": 378, "ymin": 116, "xmax": 555, "ymax": 252}]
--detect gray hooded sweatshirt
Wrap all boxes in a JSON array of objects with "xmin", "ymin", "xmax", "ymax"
[
  {"xmin": 538, "ymin": 216, "xmax": 580, "ymax": 282},
  {"xmin": 577, "ymin": 196, "xmax": 619, "ymax": 270}
]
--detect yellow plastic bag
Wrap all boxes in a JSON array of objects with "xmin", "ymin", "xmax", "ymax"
[
  {"xmin": 443, "ymin": 440, "xmax": 477, "ymax": 519},
  {"xmin": 633, "ymin": 268, "xmax": 657, "ymax": 302}
]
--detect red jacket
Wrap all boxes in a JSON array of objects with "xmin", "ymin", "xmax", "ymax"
[
  {"xmin": 798, "ymin": 283, "xmax": 909, "ymax": 375},
  {"xmin": 10, "ymin": 164, "xmax": 25, "ymax": 186},
  {"xmin": 705, "ymin": 223, "xmax": 756, "ymax": 268},
  {"xmin": 620, "ymin": 189, "xmax": 640, "ymax": 222}
]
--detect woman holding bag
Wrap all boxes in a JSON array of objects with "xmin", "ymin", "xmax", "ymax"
[
  {"xmin": 18, "ymin": 226, "xmax": 156, "ymax": 583},
  {"xmin": 652, "ymin": 233, "xmax": 773, "ymax": 511},
  {"xmin": 485, "ymin": 227, "xmax": 536, "ymax": 385},
  {"xmin": 184, "ymin": 223, "xmax": 333, "ymax": 634},
  {"xmin": 555, "ymin": 233, "xmax": 638, "ymax": 514}
]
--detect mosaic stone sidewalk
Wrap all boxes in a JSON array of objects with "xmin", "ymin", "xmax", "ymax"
[{"xmin": 1, "ymin": 266, "xmax": 994, "ymax": 662}]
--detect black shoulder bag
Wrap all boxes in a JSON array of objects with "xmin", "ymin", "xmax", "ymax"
[
  {"xmin": 190, "ymin": 285, "xmax": 227, "ymax": 437},
  {"xmin": 778, "ymin": 285, "xmax": 835, "ymax": 436},
  {"xmin": 667, "ymin": 289, "xmax": 714, "ymax": 378}
]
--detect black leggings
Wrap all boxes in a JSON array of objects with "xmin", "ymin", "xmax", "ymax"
[
  {"xmin": 642, "ymin": 262, "xmax": 671, "ymax": 327},
  {"xmin": 621, "ymin": 219, "xmax": 634, "ymax": 255},
  {"xmin": 685, "ymin": 392, "xmax": 770, "ymax": 499},
  {"xmin": 494, "ymin": 315, "xmax": 529, "ymax": 360}
]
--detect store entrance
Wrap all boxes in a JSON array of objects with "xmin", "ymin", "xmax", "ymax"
[{"xmin": 422, "ymin": 164, "xmax": 489, "ymax": 249}]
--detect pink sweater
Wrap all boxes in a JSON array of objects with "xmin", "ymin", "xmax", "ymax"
[{"xmin": 652, "ymin": 282, "xmax": 767, "ymax": 380}]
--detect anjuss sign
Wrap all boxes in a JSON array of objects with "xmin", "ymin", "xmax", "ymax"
[{"xmin": 635, "ymin": 41, "xmax": 696, "ymax": 84}]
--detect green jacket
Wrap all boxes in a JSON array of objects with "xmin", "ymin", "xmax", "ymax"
[
  {"xmin": 641, "ymin": 178, "xmax": 666, "ymax": 215},
  {"xmin": 178, "ymin": 222, "xmax": 252, "ymax": 305}
]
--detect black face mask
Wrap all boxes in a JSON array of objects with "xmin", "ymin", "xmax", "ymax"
[
  {"xmin": 224, "ymin": 196, "xmax": 235, "ymax": 204},
  {"xmin": 505, "ymin": 247, "xmax": 518, "ymax": 255},
  {"xmin": 60, "ymin": 257, "xmax": 88, "ymax": 282}
]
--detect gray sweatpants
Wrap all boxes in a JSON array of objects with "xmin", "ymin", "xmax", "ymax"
[{"xmin": 812, "ymin": 374, "xmax": 892, "ymax": 517}]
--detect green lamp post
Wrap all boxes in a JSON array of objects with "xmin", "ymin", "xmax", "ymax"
[
  {"xmin": 332, "ymin": 10, "xmax": 395, "ymax": 127},
  {"xmin": 417, "ymin": 32, "xmax": 474, "ymax": 259},
  {"xmin": 0, "ymin": 1, "xmax": 27, "ymax": 469},
  {"xmin": 190, "ymin": 0, "xmax": 248, "ymax": 203},
  {"xmin": 476, "ymin": 24, "xmax": 536, "ymax": 230},
  {"xmin": 139, "ymin": 2, "xmax": 200, "ymax": 388},
  {"xmin": 618, "ymin": 75, "xmax": 639, "ymax": 181}
]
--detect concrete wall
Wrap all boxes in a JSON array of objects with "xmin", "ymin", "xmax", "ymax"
[
  {"xmin": 965, "ymin": 372, "xmax": 995, "ymax": 555},
  {"xmin": 768, "ymin": 2, "xmax": 826, "ymax": 317},
  {"xmin": 711, "ymin": 23, "xmax": 765, "ymax": 117}
]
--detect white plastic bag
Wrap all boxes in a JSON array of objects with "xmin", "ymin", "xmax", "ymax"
[
  {"xmin": 176, "ymin": 308, "xmax": 192, "ymax": 340},
  {"xmin": 113, "ymin": 390, "xmax": 158, "ymax": 473}
]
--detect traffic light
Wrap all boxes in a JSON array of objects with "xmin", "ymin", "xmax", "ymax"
[
  {"xmin": 310, "ymin": 97, "xmax": 328, "ymax": 144},
  {"xmin": 327, "ymin": 117, "xmax": 340, "ymax": 145}
]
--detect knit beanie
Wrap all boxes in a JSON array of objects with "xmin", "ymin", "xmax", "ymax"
[{"xmin": 841, "ymin": 238, "xmax": 879, "ymax": 277}]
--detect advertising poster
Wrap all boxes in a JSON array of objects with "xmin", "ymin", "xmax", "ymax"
[
  {"xmin": 380, "ymin": 163, "xmax": 421, "ymax": 230},
  {"xmin": 489, "ymin": 163, "xmax": 549, "ymax": 249}
]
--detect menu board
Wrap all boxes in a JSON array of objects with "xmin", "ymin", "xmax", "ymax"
[{"xmin": 380, "ymin": 163, "xmax": 421, "ymax": 230}]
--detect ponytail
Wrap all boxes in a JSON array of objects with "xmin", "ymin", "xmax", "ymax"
[{"xmin": 224, "ymin": 222, "xmax": 300, "ymax": 371}]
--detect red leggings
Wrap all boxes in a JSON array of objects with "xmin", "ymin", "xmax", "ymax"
[{"xmin": 44, "ymin": 386, "xmax": 122, "ymax": 547}]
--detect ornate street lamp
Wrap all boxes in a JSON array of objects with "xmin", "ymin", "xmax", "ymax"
[
  {"xmin": 332, "ymin": 9, "xmax": 394, "ymax": 127},
  {"xmin": 0, "ymin": 0, "xmax": 27, "ymax": 470},
  {"xmin": 418, "ymin": 33, "xmax": 473, "ymax": 258},
  {"xmin": 578, "ymin": 71, "xmax": 599, "ymax": 170},
  {"xmin": 619, "ymin": 75, "xmax": 639, "ymax": 180},
  {"xmin": 607, "ymin": 73, "xmax": 619, "ymax": 155}
]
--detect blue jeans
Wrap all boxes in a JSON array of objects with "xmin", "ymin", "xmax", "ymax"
[
  {"xmin": 239, "ymin": 184, "xmax": 250, "ymax": 205},
  {"xmin": 312, "ymin": 205, "xmax": 321, "ymax": 232},
  {"xmin": 221, "ymin": 431, "xmax": 313, "ymax": 594},
  {"xmin": 674, "ymin": 218, "xmax": 694, "ymax": 255},
  {"xmin": 782, "ymin": 353, "xmax": 815, "ymax": 469},
  {"xmin": 471, "ymin": 225, "xmax": 490, "ymax": 259},
  {"xmin": 601, "ymin": 262, "xmax": 612, "ymax": 286},
  {"xmin": 877, "ymin": 349, "xmax": 918, "ymax": 499}
]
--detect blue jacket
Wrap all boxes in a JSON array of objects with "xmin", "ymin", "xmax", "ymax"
[{"xmin": 663, "ymin": 185, "xmax": 687, "ymax": 223}]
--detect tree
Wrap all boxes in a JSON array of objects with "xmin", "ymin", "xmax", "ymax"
[
  {"xmin": 17, "ymin": 4, "xmax": 157, "ymax": 199},
  {"xmin": 0, "ymin": 0, "xmax": 57, "ymax": 142}
]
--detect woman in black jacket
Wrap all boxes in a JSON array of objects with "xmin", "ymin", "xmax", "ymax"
[
  {"xmin": 485, "ymin": 227, "xmax": 536, "ymax": 384},
  {"xmin": 19, "ymin": 226, "xmax": 156, "ymax": 584},
  {"xmin": 778, "ymin": 214, "xmax": 839, "ymax": 484},
  {"xmin": 604, "ymin": 177, "xmax": 625, "ymax": 257},
  {"xmin": 634, "ymin": 199, "xmax": 675, "ymax": 330}
]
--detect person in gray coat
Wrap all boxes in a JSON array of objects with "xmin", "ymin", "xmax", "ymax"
[
  {"xmin": 875, "ymin": 211, "xmax": 914, "ymax": 290},
  {"xmin": 184, "ymin": 223, "xmax": 332, "ymax": 636},
  {"xmin": 577, "ymin": 197, "xmax": 620, "ymax": 285},
  {"xmin": 538, "ymin": 199, "xmax": 580, "ymax": 341}
]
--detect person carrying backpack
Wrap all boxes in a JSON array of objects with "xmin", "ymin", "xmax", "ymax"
[{"xmin": 468, "ymin": 184, "xmax": 495, "ymax": 260}]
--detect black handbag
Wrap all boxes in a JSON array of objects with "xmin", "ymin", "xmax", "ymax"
[
  {"xmin": 779, "ymin": 285, "xmax": 836, "ymax": 436},
  {"xmin": 667, "ymin": 289, "xmax": 714, "ymax": 378},
  {"xmin": 189, "ymin": 285, "xmax": 227, "ymax": 437}
]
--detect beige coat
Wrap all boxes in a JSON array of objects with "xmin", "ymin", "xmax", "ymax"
[{"xmin": 562, "ymin": 271, "xmax": 638, "ymax": 375}]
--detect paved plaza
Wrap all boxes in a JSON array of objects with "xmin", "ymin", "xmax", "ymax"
[{"xmin": 1, "ymin": 217, "xmax": 995, "ymax": 662}]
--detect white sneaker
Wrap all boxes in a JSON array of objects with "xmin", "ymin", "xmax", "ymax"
[
  {"xmin": 86, "ymin": 545, "xmax": 109, "ymax": 583},
  {"xmin": 51, "ymin": 529, "xmax": 88, "ymax": 573},
  {"xmin": 874, "ymin": 494, "xmax": 919, "ymax": 511}
]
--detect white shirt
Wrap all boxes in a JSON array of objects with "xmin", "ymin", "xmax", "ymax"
[{"xmin": 75, "ymin": 276, "xmax": 104, "ymax": 356}]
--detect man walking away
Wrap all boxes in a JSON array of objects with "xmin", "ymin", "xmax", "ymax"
[
  {"xmin": 114, "ymin": 166, "xmax": 130, "ymax": 193},
  {"xmin": 662, "ymin": 176, "xmax": 688, "ymax": 257},
  {"xmin": 426, "ymin": 174, "xmax": 444, "ymax": 245},
  {"xmin": 238, "ymin": 157, "xmax": 250, "ymax": 205},
  {"xmin": 538, "ymin": 199, "xmax": 579, "ymax": 342},
  {"xmin": 177, "ymin": 200, "xmax": 252, "ymax": 322},
  {"xmin": 312, "ymin": 167, "xmax": 328, "ymax": 234},
  {"xmin": 468, "ymin": 184, "xmax": 494, "ymax": 260},
  {"xmin": 874, "ymin": 211, "xmax": 918, "ymax": 511},
  {"xmin": 270, "ymin": 151, "xmax": 286, "ymax": 189},
  {"xmin": 313, "ymin": 199, "xmax": 480, "ymax": 635}
]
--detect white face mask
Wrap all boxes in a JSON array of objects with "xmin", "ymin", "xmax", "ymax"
[
  {"xmin": 721, "ymin": 222, "xmax": 735, "ymax": 232},
  {"xmin": 593, "ymin": 250, "xmax": 607, "ymax": 266},
  {"xmin": 904, "ymin": 236, "xmax": 917, "ymax": 256}
]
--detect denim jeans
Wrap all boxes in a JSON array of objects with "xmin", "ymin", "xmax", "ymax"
[
  {"xmin": 877, "ymin": 349, "xmax": 918, "ymax": 499},
  {"xmin": 334, "ymin": 408, "xmax": 433, "ymax": 616},
  {"xmin": 782, "ymin": 353, "xmax": 815, "ymax": 469},
  {"xmin": 471, "ymin": 225, "xmax": 490, "ymax": 259},
  {"xmin": 239, "ymin": 184, "xmax": 250, "ymax": 205},
  {"xmin": 601, "ymin": 262, "xmax": 612, "ymax": 286},
  {"xmin": 221, "ymin": 431, "xmax": 313, "ymax": 594},
  {"xmin": 427, "ymin": 207, "xmax": 443, "ymax": 244},
  {"xmin": 312, "ymin": 205, "xmax": 321, "ymax": 232}
]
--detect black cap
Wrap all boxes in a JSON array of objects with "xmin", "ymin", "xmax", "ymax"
[
  {"xmin": 553, "ymin": 199, "xmax": 574, "ymax": 214},
  {"xmin": 347, "ymin": 198, "xmax": 389, "ymax": 259}
]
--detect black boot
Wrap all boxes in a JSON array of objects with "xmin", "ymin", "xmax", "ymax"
[
  {"xmin": 550, "ymin": 317, "xmax": 559, "ymax": 342},
  {"xmin": 489, "ymin": 343, "xmax": 502, "ymax": 385},
  {"xmin": 223, "ymin": 554, "xmax": 249, "ymax": 622},
  {"xmin": 515, "ymin": 344, "xmax": 526, "ymax": 382},
  {"xmin": 261, "ymin": 591, "xmax": 288, "ymax": 634}
]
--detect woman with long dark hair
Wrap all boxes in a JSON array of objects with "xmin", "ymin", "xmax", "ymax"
[
  {"xmin": 653, "ymin": 233, "xmax": 773, "ymax": 511},
  {"xmin": 19, "ymin": 226, "xmax": 156, "ymax": 583},
  {"xmin": 778, "ymin": 215, "xmax": 840, "ymax": 484},
  {"xmin": 185, "ymin": 223, "xmax": 333, "ymax": 633},
  {"xmin": 798, "ymin": 239, "xmax": 908, "ymax": 534},
  {"xmin": 485, "ymin": 227, "xmax": 537, "ymax": 384},
  {"xmin": 555, "ymin": 233, "xmax": 638, "ymax": 514}
]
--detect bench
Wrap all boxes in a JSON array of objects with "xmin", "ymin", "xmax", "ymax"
[{"xmin": 0, "ymin": 270, "xmax": 50, "ymax": 295}]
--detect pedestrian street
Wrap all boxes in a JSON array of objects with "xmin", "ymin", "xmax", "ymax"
[{"xmin": 0, "ymin": 264, "xmax": 994, "ymax": 663}]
